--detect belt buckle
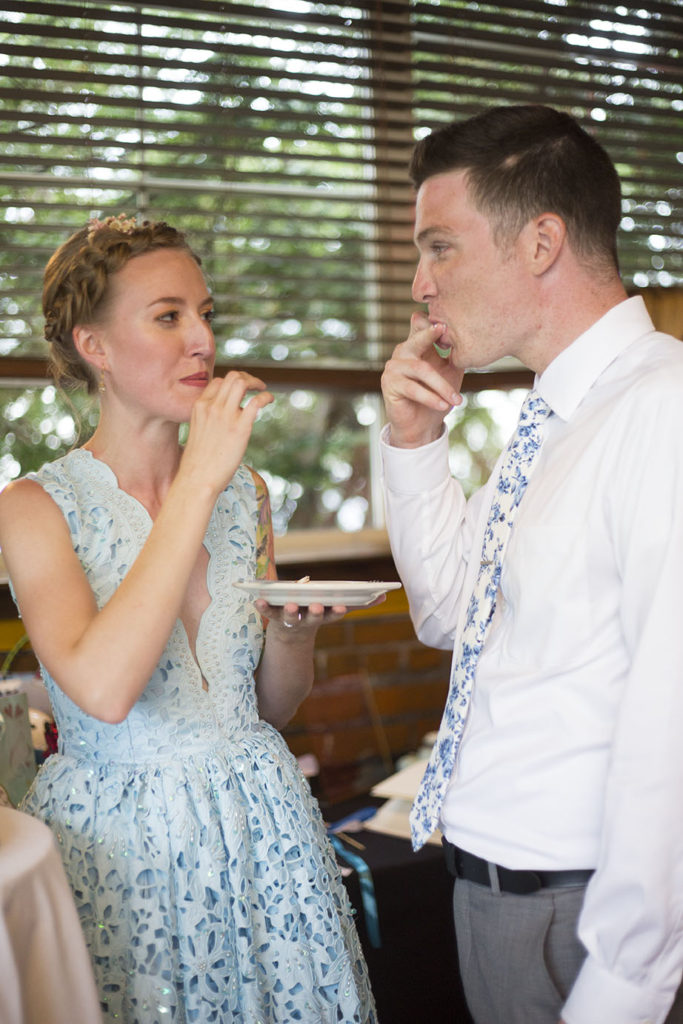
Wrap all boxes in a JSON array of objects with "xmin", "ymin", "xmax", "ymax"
[{"xmin": 497, "ymin": 866, "xmax": 543, "ymax": 895}]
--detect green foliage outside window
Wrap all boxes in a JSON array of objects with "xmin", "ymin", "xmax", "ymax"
[
  {"xmin": 0, "ymin": 381, "xmax": 521, "ymax": 532},
  {"xmin": 2, "ymin": 2, "xmax": 679, "ymax": 533}
]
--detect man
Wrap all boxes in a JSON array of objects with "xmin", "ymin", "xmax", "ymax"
[{"xmin": 380, "ymin": 104, "xmax": 683, "ymax": 1024}]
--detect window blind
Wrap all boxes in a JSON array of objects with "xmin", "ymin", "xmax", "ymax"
[{"xmin": 1, "ymin": 0, "xmax": 681, "ymax": 384}]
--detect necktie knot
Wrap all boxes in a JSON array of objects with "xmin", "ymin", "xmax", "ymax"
[{"xmin": 517, "ymin": 389, "xmax": 552, "ymax": 431}]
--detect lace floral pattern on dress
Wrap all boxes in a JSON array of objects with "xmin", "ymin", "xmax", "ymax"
[{"xmin": 19, "ymin": 450, "xmax": 377, "ymax": 1024}]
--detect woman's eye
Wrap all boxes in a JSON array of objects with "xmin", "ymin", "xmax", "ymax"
[
  {"xmin": 158, "ymin": 310, "xmax": 178, "ymax": 323},
  {"xmin": 202, "ymin": 309, "xmax": 216, "ymax": 323}
]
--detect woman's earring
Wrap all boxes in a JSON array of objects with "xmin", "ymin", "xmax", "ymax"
[{"xmin": 98, "ymin": 370, "xmax": 106, "ymax": 394}]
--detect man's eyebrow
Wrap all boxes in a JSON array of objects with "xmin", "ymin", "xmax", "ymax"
[{"xmin": 414, "ymin": 225, "xmax": 454, "ymax": 246}]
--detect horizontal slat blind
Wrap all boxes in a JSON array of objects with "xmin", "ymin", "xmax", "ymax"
[
  {"xmin": 410, "ymin": 1, "xmax": 683, "ymax": 292},
  {"xmin": 0, "ymin": 0, "xmax": 681, "ymax": 377}
]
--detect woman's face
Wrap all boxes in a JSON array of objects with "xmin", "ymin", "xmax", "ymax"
[{"xmin": 96, "ymin": 247, "xmax": 216, "ymax": 423}]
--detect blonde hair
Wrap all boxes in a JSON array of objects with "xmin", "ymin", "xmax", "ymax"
[{"xmin": 43, "ymin": 216, "xmax": 201, "ymax": 393}]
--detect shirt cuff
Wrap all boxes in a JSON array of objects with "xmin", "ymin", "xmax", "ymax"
[
  {"xmin": 379, "ymin": 423, "xmax": 450, "ymax": 495},
  {"xmin": 562, "ymin": 955, "xmax": 673, "ymax": 1024}
]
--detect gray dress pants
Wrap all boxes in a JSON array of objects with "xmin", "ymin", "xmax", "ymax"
[{"xmin": 452, "ymin": 876, "xmax": 683, "ymax": 1024}]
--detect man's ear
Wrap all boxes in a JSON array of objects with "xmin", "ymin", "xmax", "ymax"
[
  {"xmin": 72, "ymin": 324, "xmax": 108, "ymax": 373},
  {"xmin": 525, "ymin": 212, "xmax": 566, "ymax": 276}
]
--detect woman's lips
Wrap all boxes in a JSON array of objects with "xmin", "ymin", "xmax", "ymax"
[{"xmin": 180, "ymin": 373, "xmax": 209, "ymax": 387}]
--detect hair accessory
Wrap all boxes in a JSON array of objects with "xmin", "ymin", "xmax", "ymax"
[{"xmin": 87, "ymin": 213, "xmax": 138, "ymax": 240}]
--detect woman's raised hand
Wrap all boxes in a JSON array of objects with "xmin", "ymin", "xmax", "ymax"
[
  {"xmin": 180, "ymin": 370, "xmax": 273, "ymax": 493},
  {"xmin": 380, "ymin": 312, "xmax": 464, "ymax": 448}
]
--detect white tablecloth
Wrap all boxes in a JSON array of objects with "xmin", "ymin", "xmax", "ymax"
[{"xmin": 0, "ymin": 807, "xmax": 102, "ymax": 1023}]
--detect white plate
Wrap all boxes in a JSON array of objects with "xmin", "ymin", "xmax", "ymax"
[{"xmin": 233, "ymin": 579, "xmax": 402, "ymax": 607}]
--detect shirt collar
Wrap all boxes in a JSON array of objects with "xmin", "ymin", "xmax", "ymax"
[{"xmin": 535, "ymin": 296, "xmax": 655, "ymax": 421}]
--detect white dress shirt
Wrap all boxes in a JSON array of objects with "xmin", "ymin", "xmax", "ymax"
[{"xmin": 381, "ymin": 297, "xmax": 683, "ymax": 1024}]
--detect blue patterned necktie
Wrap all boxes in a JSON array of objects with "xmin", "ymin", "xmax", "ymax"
[{"xmin": 410, "ymin": 389, "xmax": 552, "ymax": 850}]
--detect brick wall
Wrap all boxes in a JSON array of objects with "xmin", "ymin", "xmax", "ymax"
[{"xmin": 282, "ymin": 587, "xmax": 450, "ymax": 805}]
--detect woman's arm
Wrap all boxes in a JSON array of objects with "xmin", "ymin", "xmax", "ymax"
[
  {"xmin": 0, "ymin": 372, "xmax": 272, "ymax": 724},
  {"xmin": 250, "ymin": 469, "xmax": 345, "ymax": 730}
]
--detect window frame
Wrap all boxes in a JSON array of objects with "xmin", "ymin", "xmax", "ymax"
[{"xmin": 1, "ymin": 1, "xmax": 682, "ymax": 557}]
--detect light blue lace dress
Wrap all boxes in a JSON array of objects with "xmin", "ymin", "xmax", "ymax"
[{"xmin": 19, "ymin": 449, "xmax": 376, "ymax": 1024}]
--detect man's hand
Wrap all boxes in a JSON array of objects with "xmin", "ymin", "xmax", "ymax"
[{"xmin": 380, "ymin": 312, "xmax": 464, "ymax": 448}]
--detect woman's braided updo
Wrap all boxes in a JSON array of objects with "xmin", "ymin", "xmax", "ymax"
[{"xmin": 43, "ymin": 215, "xmax": 201, "ymax": 394}]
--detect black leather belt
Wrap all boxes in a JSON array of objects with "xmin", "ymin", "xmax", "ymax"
[{"xmin": 442, "ymin": 838, "xmax": 594, "ymax": 895}]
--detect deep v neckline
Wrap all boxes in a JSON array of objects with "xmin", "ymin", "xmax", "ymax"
[
  {"xmin": 76, "ymin": 448, "xmax": 215, "ymax": 694},
  {"xmin": 180, "ymin": 542, "xmax": 213, "ymax": 692}
]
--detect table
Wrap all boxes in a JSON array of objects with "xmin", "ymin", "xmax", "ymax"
[
  {"xmin": 330, "ymin": 802, "xmax": 474, "ymax": 1024},
  {"xmin": 0, "ymin": 807, "xmax": 102, "ymax": 1024}
]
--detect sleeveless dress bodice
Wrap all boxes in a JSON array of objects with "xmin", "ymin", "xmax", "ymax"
[{"xmin": 19, "ymin": 450, "xmax": 376, "ymax": 1024}]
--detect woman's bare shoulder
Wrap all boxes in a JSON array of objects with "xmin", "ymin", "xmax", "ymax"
[
  {"xmin": 0, "ymin": 476, "xmax": 68, "ymax": 550},
  {"xmin": 0, "ymin": 475, "xmax": 50, "ymax": 515},
  {"xmin": 0, "ymin": 471, "xmax": 61, "ymax": 505}
]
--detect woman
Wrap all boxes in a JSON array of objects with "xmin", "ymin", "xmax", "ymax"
[{"xmin": 0, "ymin": 215, "xmax": 376, "ymax": 1023}]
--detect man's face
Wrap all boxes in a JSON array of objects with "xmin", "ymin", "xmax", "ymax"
[{"xmin": 412, "ymin": 169, "xmax": 535, "ymax": 371}]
